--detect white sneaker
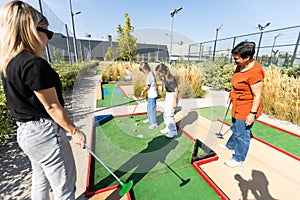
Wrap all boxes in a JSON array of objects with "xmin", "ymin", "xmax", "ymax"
[
  {"xmin": 143, "ymin": 119, "xmax": 149, "ymax": 124},
  {"xmin": 166, "ymin": 131, "xmax": 178, "ymax": 138},
  {"xmin": 160, "ymin": 127, "xmax": 169, "ymax": 134},
  {"xmin": 224, "ymin": 158, "xmax": 243, "ymax": 167},
  {"xmin": 148, "ymin": 123, "xmax": 158, "ymax": 129},
  {"xmin": 219, "ymin": 144, "xmax": 232, "ymax": 151}
]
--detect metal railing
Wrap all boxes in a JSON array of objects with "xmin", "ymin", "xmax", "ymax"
[
  {"xmin": 34, "ymin": 1, "xmax": 300, "ymax": 67},
  {"xmin": 32, "ymin": 0, "xmax": 91, "ymax": 63},
  {"xmin": 188, "ymin": 25, "xmax": 300, "ymax": 67}
]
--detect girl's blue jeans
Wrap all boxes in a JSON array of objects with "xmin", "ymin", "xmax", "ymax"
[
  {"xmin": 147, "ymin": 97, "xmax": 157, "ymax": 125},
  {"xmin": 226, "ymin": 117, "xmax": 254, "ymax": 162}
]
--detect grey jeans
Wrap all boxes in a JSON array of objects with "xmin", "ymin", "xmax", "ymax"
[{"xmin": 17, "ymin": 118, "xmax": 76, "ymax": 200}]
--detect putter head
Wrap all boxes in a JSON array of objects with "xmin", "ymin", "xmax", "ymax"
[
  {"xmin": 180, "ymin": 178, "xmax": 191, "ymax": 187},
  {"xmin": 119, "ymin": 180, "xmax": 133, "ymax": 196},
  {"xmin": 215, "ymin": 132, "xmax": 224, "ymax": 138}
]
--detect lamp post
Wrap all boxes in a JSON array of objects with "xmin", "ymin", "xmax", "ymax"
[
  {"xmin": 65, "ymin": 24, "xmax": 72, "ymax": 64},
  {"xmin": 85, "ymin": 33, "xmax": 92, "ymax": 61},
  {"xmin": 269, "ymin": 33, "xmax": 283, "ymax": 65},
  {"xmin": 271, "ymin": 33, "xmax": 283, "ymax": 57},
  {"xmin": 169, "ymin": 7, "xmax": 183, "ymax": 63},
  {"xmin": 156, "ymin": 44, "xmax": 160, "ymax": 61},
  {"xmin": 69, "ymin": 0, "xmax": 81, "ymax": 63},
  {"xmin": 256, "ymin": 22, "xmax": 270, "ymax": 59},
  {"xmin": 257, "ymin": 22, "xmax": 270, "ymax": 31},
  {"xmin": 38, "ymin": 0, "xmax": 51, "ymax": 63},
  {"xmin": 165, "ymin": 33, "xmax": 171, "ymax": 62},
  {"xmin": 212, "ymin": 24, "xmax": 223, "ymax": 61}
]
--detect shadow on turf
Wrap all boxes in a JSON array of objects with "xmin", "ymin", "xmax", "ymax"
[
  {"xmin": 176, "ymin": 110, "xmax": 198, "ymax": 129},
  {"xmin": 94, "ymin": 135, "xmax": 182, "ymax": 199}
]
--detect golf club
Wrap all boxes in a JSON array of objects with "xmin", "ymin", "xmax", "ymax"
[
  {"xmin": 130, "ymin": 97, "xmax": 143, "ymax": 118},
  {"xmin": 162, "ymin": 161, "xmax": 190, "ymax": 187},
  {"xmin": 85, "ymin": 145, "xmax": 133, "ymax": 196},
  {"xmin": 216, "ymin": 127, "xmax": 231, "ymax": 139},
  {"xmin": 215, "ymin": 100, "xmax": 232, "ymax": 138}
]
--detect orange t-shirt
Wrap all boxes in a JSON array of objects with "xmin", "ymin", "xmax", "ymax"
[{"xmin": 229, "ymin": 61, "xmax": 265, "ymax": 120}]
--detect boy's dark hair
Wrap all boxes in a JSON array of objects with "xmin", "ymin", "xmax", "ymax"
[{"xmin": 231, "ymin": 42, "xmax": 256, "ymax": 59}]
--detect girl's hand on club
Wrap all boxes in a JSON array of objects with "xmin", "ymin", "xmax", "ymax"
[{"xmin": 72, "ymin": 129, "xmax": 86, "ymax": 149}]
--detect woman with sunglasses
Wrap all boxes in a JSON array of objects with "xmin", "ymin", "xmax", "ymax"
[{"xmin": 0, "ymin": 1, "xmax": 86, "ymax": 199}]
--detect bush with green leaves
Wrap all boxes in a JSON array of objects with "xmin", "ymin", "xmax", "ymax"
[
  {"xmin": 285, "ymin": 65, "xmax": 300, "ymax": 78},
  {"xmin": 52, "ymin": 62, "xmax": 80, "ymax": 91},
  {"xmin": 201, "ymin": 61, "xmax": 224, "ymax": 90},
  {"xmin": 198, "ymin": 58, "xmax": 234, "ymax": 92},
  {"xmin": 0, "ymin": 79, "xmax": 16, "ymax": 143}
]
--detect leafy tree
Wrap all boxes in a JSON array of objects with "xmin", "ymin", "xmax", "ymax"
[
  {"xmin": 116, "ymin": 13, "xmax": 137, "ymax": 61},
  {"xmin": 105, "ymin": 46, "xmax": 119, "ymax": 61},
  {"xmin": 148, "ymin": 52, "xmax": 153, "ymax": 62}
]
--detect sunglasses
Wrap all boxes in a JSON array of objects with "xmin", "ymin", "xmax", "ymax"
[{"xmin": 37, "ymin": 27, "xmax": 54, "ymax": 40}]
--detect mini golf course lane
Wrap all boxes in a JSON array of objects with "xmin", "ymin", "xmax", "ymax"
[
  {"xmin": 87, "ymin": 114, "xmax": 222, "ymax": 199},
  {"xmin": 97, "ymin": 83, "xmax": 136, "ymax": 108},
  {"xmin": 197, "ymin": 106, "xmax": 300, "ymax": 158}
]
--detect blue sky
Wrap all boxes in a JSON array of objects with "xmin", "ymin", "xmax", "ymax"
[{"xmin": 1, "ymin": 0, "xmax": 300, "ymax": 44}]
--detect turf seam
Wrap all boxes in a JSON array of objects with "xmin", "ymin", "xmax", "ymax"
[{"xmin": 141, "ymin": 165, "xmax": 192, "ymax": 182}]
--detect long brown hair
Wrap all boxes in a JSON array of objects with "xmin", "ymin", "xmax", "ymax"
[
  {"xmin": 139, "ymin": 62, "xmax": 151, "ymax": 72},
  {"xmin": 140, "ymin": 62, "xmax": 156, "ymax": 83},
  {"xmin": 155, "ymin": 63, "xmax": 175, "ymax": 84}
]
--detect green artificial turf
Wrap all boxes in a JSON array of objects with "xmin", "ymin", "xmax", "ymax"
[
  {"xmin": 197, "ymin": 106, "xmax": 300, "ymax": 158},
  {"xmin": 133, "ymin": 166, "xmax": 221, "ymax": 200},
  {"xmin": 97, "ymin": 83, "xmax": 136, "ymax": 107},
  {"xmin": 89, "ymin": 114, "xmax": 220, "ymax": 199},
  {"xmin": 197, "ymin": 106, "xmax": 231, "ymax": 122}
]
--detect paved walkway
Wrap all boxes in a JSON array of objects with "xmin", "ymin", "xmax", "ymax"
[{"xmin": 1, "ymin": 67, "xmax": 300, "ymax": 199}]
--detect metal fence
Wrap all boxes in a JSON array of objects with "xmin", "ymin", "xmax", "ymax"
[
  {"xmin": 35, "ymin": 0, "xmax": 170, "ymax": 63},
  {"xmin": 31, "ymin": 0, "xmax": 91, "ymax": 63},
  {"xmin": 32, "ymin": 1, "xmax": 300, "ymax": 67},
  {"xmin": 188, "ymin": 25, "xmax": 300, "ymax": 67}
]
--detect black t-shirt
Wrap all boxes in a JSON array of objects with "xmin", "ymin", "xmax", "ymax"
[{"xmin": 1, "ymin": 50, "xmax": 64, "ymax": 122}]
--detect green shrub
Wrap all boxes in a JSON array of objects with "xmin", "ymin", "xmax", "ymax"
[
  {"xmin": 286, "ymin": 66, "xmax": 300, "ymax": 78},
  {"xmin": 0, "ymin": 78, "xmax": 16, "ymax": 143},
  {"xmin": 201, "ymin": 61, "xmax": 224, "ymax": 90},
  {"xmin": 0, "ymin": 104, "xmax": 16, "ymax": 143}
]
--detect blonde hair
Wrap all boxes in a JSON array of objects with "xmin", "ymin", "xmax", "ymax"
[{"xmin": 0, "ymin": 1, "xmax": 48, "ymax": 77}]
